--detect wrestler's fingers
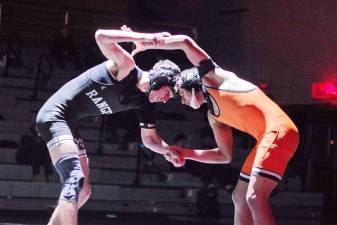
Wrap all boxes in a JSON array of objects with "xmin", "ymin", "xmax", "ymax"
[{"xmin": 121, "ymin": 25, "xmax": 132, "ymax": 32}]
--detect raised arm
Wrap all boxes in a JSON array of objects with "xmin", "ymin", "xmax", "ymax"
[
  {"xmin": 95, "ymin": 29, "xmax": 169, "ymax": 80},
  {"xmin": 120, "ymin": 25, "xmax": 209, "ymax": 66},
  {"xmin": 131, "ymin": 34, "xmax": 210, "ymax": 66},
  {"xmin": 160, "ymin": 35, "xmax": 210, "ymax": 66}
]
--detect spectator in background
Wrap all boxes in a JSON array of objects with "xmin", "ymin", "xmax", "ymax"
[
  {"xmin": 16, "ymin": 125, "xmax": 53, "ymax": 181},
  {"xmin": 50, "ymin": 25, "xmax": 82, "ymax": 70}
]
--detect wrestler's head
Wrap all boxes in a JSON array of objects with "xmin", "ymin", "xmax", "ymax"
[
  {"xmin": 177, "ymin": 67, "xmax": 204, "ymax": 109},
  {"xmin": 148, "ymin": 59, "xmax": 180, "ymax": 103}
]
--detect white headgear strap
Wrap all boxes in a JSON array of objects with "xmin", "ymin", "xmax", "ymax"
[{"xmin": 190, "ymin": 88, "xmax": 200, "ymax": 109}]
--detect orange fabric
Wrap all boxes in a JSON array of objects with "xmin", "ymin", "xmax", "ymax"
[
  {"xmin": 241, "ymin": 128, "xmax": 299, "ymax": 177},
  {"xmin": 207, "ymin": 87, "xmax": 299, "ymax": 177},
  {"xmin": 207, "ymin": 88, "xmax": 297, "ymax": 139}
]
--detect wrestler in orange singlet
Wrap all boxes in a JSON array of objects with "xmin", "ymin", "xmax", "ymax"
[
  {"xmin": 127, "ymin": 25, "xmax": 299, "ymax": 225},
  {"xmin": 206, "ymin": 84, "xmax": 298, "ymax": 183}
]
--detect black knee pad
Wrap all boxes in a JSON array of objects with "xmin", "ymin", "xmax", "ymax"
[{"xmin": 55, "ymin": 154, "xmax": 84, "ymax": 202}]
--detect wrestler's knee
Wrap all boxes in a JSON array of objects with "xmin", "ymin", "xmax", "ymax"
[
  {"xmin": 232, "ymin": 186, "xmax": 247, "ymax": 206},
  {"xmin": 55, "ymin": 154, "xmax": 84, "ymax": 202},
  {"xmin": 284, "ymin": 126, "xmax": 300, "ymax": 151},
  {"xmin": 246, "ymin": 189, "xmax": 269, "ymax": 210}
]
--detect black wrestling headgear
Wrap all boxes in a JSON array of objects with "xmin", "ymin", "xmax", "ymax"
[
  {"xmin": 148, "ymin": 59, "xmax": 180, "ymax": 92},
  {"xmin": 179, "ymin": 67, "xmax": 203, "ymax": 92}
]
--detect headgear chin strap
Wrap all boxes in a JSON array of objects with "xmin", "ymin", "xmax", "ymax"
[{"xmin": 190, "ymin": 88, "xmax": 201, "ymax": 109}]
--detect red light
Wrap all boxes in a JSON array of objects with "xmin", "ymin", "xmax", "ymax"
[
  {"xmin": 259, "ymin": 82, "xmax": 268, "ymax": 89},
  {"xmin": 312, "ymin": 82, "xmax": 337, "ymax": 100}
]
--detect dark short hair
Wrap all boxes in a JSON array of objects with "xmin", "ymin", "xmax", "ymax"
[
  {"xmin": 179, "ymin": 67, "xmax": 203, "ymax": 92},
  {"xmin": 148, "ymin": 59, "xmax": 180, "ymax": 92}
]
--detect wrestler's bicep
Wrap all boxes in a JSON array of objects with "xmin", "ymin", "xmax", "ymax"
[{"xmin": 208, "ymin": 112, "xmax": 233, "ymax": 157}]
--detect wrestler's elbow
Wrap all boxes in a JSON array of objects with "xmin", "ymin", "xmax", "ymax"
[
  {"xmin": 95, "ymin": 30, "xmax": 103, "ymax": 42},
  {"xmin": 142, "ymin": 140, "xmax": 152, "ymax": 149},
  {"xmin": 181, "ymin": 36, "xmax": 195, "ymax": 50},
  {"xmin": 218, "ymin": 155, "xmax": 232, "ymax": 164},
  {"xmin": 141, "ymin": 136, "xmax": 155, "ymax": 150},
  {"xmin": 95, "ymin": 29, "xmax": 110, "ymax": 44},
  {"xmin": 218, "ymin": 148, "xmax": 232, "ymax": 164}
]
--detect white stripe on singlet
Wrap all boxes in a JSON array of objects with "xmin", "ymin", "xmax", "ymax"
[{"xmin": 47, "ymin": 135, "xmax": 74, "ymax": 150}]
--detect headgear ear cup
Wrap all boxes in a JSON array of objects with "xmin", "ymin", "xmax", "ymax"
[{"xmin": 180, "ymin": 67, "xmax": 203, "ymax": 92}]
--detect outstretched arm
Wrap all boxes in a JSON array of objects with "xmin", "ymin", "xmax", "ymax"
[
  {"xmin": 170, "ymin": 146, "xmax": 231, "ymax": 164},
  {"xmin": 140, "ymin": 128, "xmax": 185, "ymax": 167},
  {"xmin": 167, "ymin": 113, "xmax": 233, "ymax": 164},
  {"xmin": 158, "ymin": 35, "xmax": 210, "ymax": 66},
  {"xmin": 95, "ymin": 29, "xmax": 170, "ymax": 80},
  {"xmin": 133, "ymin": 34, "xmax": 210, "ymax": 66},
  {"xmin": 121, "ymin": 25, "xmax": 209, "ymax": 66}
]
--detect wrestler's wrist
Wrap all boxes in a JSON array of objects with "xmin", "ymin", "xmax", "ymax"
[
  {"xmin": 178, "ymin": 148, "xmax": 192, "ymax": 159},
  {"xmin": 141, "ymin": 33, "xmax": 156, "ymax": 42}
]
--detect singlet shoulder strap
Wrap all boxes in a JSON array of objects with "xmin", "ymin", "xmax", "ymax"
[{"xmin": 202, "ymin": 86, "xmax": 215, "ymax": 115}]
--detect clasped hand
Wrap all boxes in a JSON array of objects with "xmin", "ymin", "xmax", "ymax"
[
  {"xmin": 121, "ymin": 25, "xmax": 170, "ymax": 56},
  {"xmin": 164, "ymin": 146, "xmax": 186, "ymax": 167}
]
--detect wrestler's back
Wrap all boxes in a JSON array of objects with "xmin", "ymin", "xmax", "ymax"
[{"xmin": 205, "ymin": 69, "xmax": 296, "ymax": 139}]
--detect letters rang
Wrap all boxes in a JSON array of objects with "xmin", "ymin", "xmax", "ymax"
[{"xmin": 85, "ymin": 89, "xmax": 112, "ymax": 114}]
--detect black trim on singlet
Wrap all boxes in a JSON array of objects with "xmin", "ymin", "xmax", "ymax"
[
  {"xmin": 202, "ymin": 86, "xmax": 220, "ymax": 117},
  {"xmin": 251, "ymin": 170, "xmax": 281, "ymax": 183},
  {"xmin": 239, "ymin": 176, "xmax": 250, "ymax": 183},
  {"xmin": 202, "ymin": 88, "xmax": 214, "ymax": 115}
]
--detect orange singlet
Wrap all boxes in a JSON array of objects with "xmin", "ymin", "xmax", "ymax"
[{"xmin": 206, "ymin": 87, "xmax": 299, "ymax": 183}]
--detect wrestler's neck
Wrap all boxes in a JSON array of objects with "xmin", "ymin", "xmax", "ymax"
[
  {"xmin": 197, "ymin": 91, "xmax": 207, "ymax": 104},
  {"xmin": 136, "ymin": 71, "xmax": 150, "ymax": 93}
]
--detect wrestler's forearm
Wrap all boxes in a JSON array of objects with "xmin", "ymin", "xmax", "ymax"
[
  {"xmin": 141, "ymin": 129, "xmax": 169, "ymax": 155},
  {"xmin": 142, "ymin": 35, "xmax": 209, "ymax": 66},
  {"xmin": 143, "ymin": 141, "xmax": 170, "ymax": 155},
  {"xmin": 95, "ymin": 29, "xmax": 154, "ymax": 45},
  {"xmin": 182, "ymin": 148, "xmax": 231, "ymax": 164}
]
